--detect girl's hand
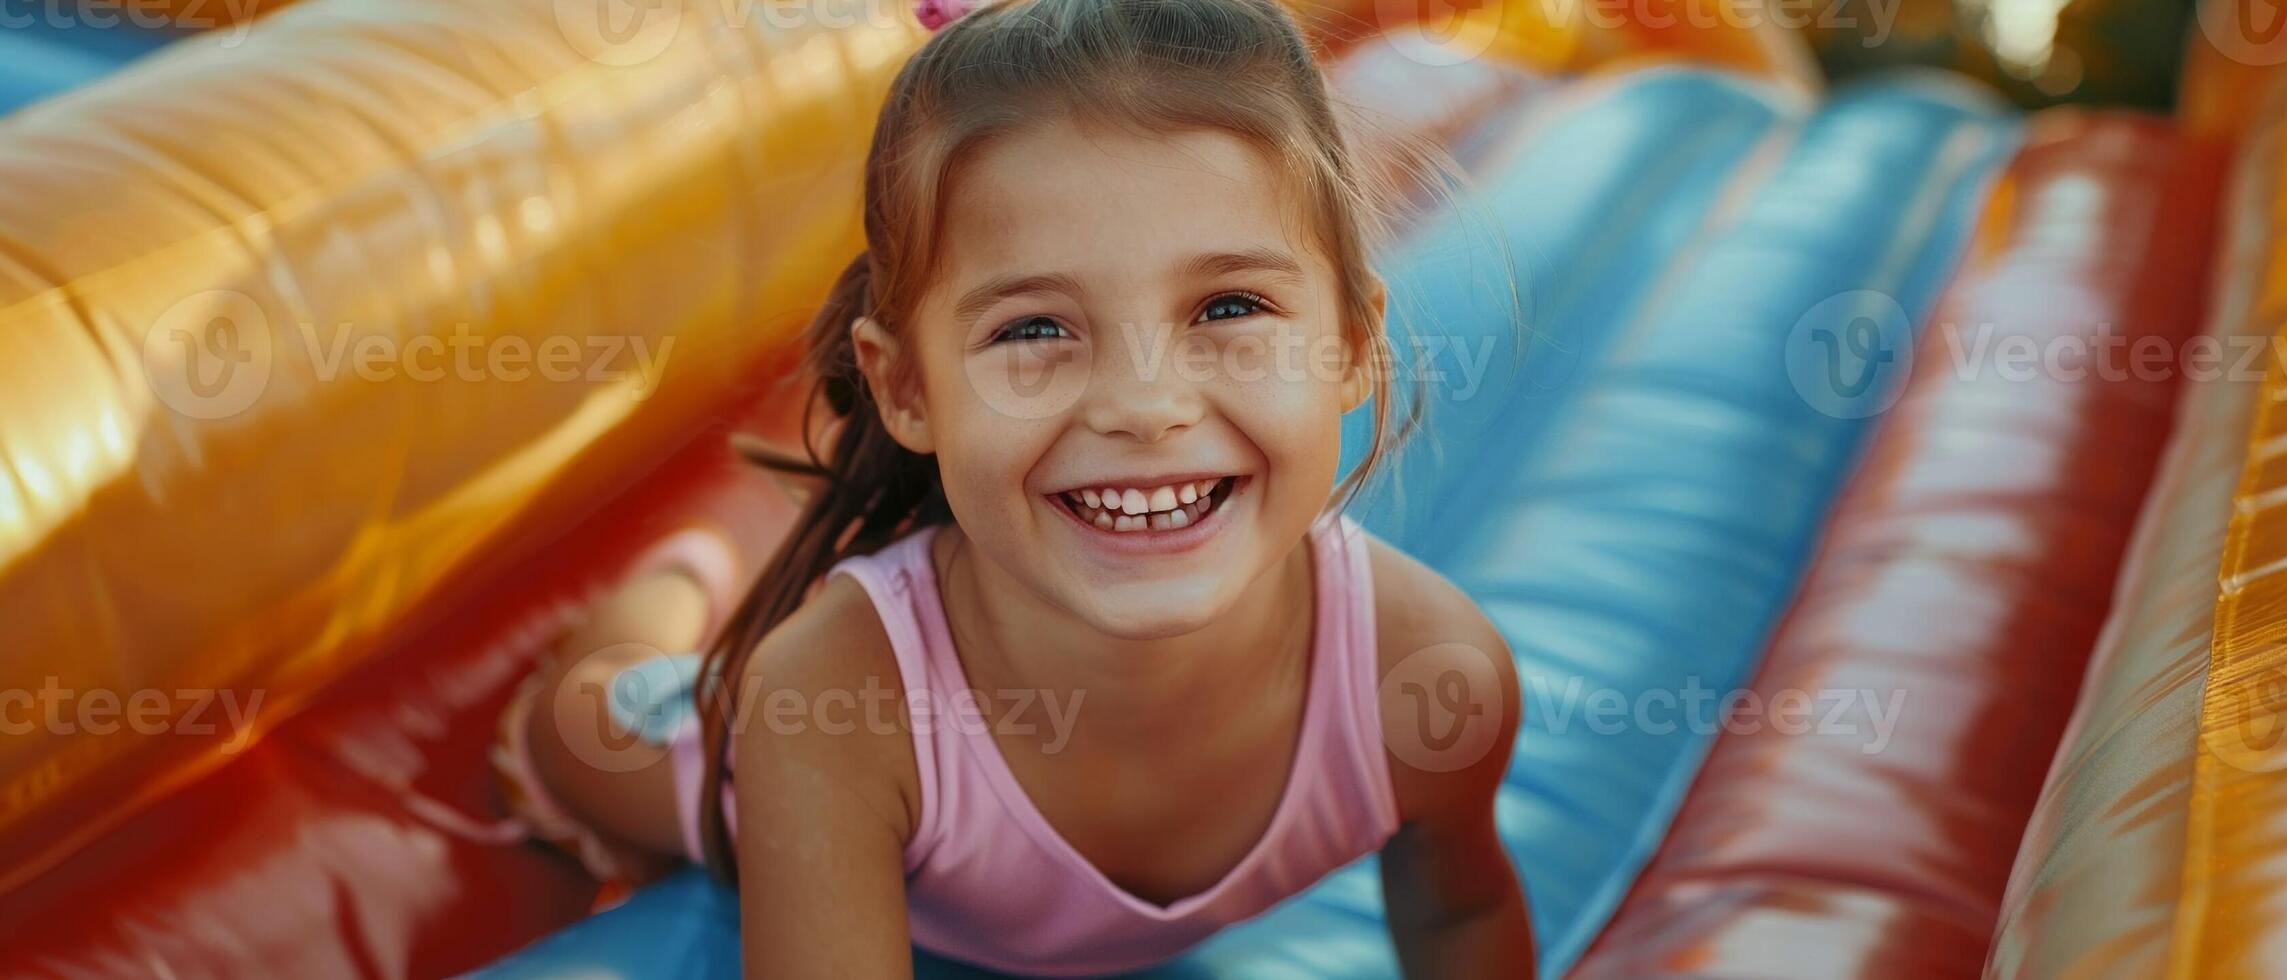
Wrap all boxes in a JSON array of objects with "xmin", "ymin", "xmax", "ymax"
[
  {"xmin": 732, "ymin": 577, "xmax": 923, "ymax": 979},
  {"xmin": 1371, "ymin": 542, "xmax": 1534, "ymax": 978}
]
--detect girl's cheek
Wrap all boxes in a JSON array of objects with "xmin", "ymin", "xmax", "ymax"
[
  {"xmin": 1187, "ymin": 321, "xmax": 1319, "ymax": 390},
  {"xmin": 960, "ymin": 342, "xmax": 1092, "ymax": 423}
]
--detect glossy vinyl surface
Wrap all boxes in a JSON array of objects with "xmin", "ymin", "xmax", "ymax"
[
  {"xmin": 2176, "ymin": 94, "xmax": 2287, "ymax": 978},
  {"xmin": 0, "ymin": 0, "xmax": 911, "ymax": 897},
  {"xmin": 476, "ymin": 70, "xmax": 2021, "ymax": 979},
  {"xmin": 0, "ymin": 372, "xmax": 809, "ymax": 978},
  {"xmin": 1573, "ymin": 111, "xmax": 2226, "ymax": 980},
  {"xmin": 0, "ymin": 30, "xmax": 1538, "ymax": 980},
  {"xmin": 1983, "ymin": 106, "xmax": 2287, "ymax": 979}
]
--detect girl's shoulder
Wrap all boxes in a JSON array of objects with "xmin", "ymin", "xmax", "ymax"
[
  {"xmin": 1361, "ymin": 535, "xmax": 1522, "ymax": 825},
  {"xmin": 731, "ymin": 569, "xmax": 924, "ymax": 844}
]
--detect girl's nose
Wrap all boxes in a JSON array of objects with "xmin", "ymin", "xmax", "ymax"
[{"xmin": 1081, "ymin": 325, "xmax": 1204, "ymax": 443}]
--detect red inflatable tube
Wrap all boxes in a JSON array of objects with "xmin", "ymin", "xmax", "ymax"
[
  {"xmin": 0, "ymin": 364, "xmax": 811, "ymax": 979},
  {"xmin": 1572, "ymin": 112, "xmax": 2225, "ymax": 979}
]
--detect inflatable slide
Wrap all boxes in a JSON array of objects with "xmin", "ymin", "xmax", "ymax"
[{"xmin": 0, "ymin": 1, "xmax": 2279, "ymax": 978}]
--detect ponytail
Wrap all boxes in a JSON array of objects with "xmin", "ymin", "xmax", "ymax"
[{"xmin": 694, "ymin": 251, "xmax": 949, "ymax": 882}]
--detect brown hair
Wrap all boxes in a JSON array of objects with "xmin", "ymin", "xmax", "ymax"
[{"xmin": 695, "ymin": 0, "xmax": 1441, "ymax": 881}]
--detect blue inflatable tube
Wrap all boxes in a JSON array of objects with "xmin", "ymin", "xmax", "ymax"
[
  {"xmin": 1155, "ymin": 71, "xmax": 2019, "ymax": 980},
  {"xmin": 0, "ymin": 14, "xmax": 190, "ymax": 116},
  {"xmin": 1474, "ymin": 76, "xmax": 2017, "ymax": 975},
  {"xmin": 469, "ymin": 70, "xmax": 2020, "ymax": 980},
  {"xmin": 1340, "ymin": 68, "xmax": 1799, "ymax": 553}
]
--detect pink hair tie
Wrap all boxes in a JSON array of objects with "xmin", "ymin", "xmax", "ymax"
[{"xmin": 915, "ymin": 0, "xmax": 985, "ymax": 31}]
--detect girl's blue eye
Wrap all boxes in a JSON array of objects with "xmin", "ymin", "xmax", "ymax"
[
  {"xmin": 1201, "ymin": 292, "xmax": 1268, "ymax": 322},
  {"xmin": 995, "ymin": 317, "xmax": 1069, "ymax": 343}
]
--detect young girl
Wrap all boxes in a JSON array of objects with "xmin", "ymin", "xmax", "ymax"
[{"xmin": 494, "ymin": 0, "xmax": 1529, "ymax": 975}]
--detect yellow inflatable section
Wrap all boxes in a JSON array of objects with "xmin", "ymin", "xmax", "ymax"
[
  {"xmin": 2184, "ymin": 89, "xmax": 2287, "ymax": 977},
  {"xmin": 0, "ymin": 0, "xmax": 914, "ymax": 891}
]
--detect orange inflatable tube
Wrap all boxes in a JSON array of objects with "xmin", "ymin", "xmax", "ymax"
[
  {"xmin": 1985, "ymin": 92, "xmax": 2287, "ymax": 978},
  {"xmin": 2179, "ymin": 100, "xmax": 2287, "ymax": 980},
  {"xmin": 0, "ymin": 0, "xmax": 913, "ymax": 895}
]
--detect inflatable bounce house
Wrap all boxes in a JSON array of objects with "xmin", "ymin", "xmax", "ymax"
[{"xmin": 4, "ymin": 0, "xmax": 2287, "ymax": 976}]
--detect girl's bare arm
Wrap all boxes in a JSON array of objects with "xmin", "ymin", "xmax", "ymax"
[
  {"xmin": 1370, "ymin": 540, "xmax": 1534, "ymax": 978},
  {"xmin": 733, "ymin": 578, "xmax": 923, "ymax": 979}
]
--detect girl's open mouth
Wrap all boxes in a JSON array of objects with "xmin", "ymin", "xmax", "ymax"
[{"xmin": 1049, "ymin": 476, "xmax": 1243, "ymax": 534}]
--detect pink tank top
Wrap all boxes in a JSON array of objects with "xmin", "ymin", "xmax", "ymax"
[{"xmin": 682, "ymin": 511, "xmax": 1400, "ymax": 976}]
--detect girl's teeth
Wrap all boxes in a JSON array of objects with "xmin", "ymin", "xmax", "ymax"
[{"xmin": 1062, "ymin": 477, "xmax": 1233, "ymax": 533}]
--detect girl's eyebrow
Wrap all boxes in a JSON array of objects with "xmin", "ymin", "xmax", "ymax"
[
  {"xmin": 1180, "ymin": 247, "xmax": 1305, "ymax": 285},
  {"xmin": 953, "ymin": 271, "xmax": 1087, "ymax": 327},
  {"xmin": 952, "ymin": 248, "xmax": 1304, "ymax": 327}
]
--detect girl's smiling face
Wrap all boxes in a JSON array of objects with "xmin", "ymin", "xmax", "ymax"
[{"xmin": 857, "ymin": 116, "xmax": 1375, "ymax": 640}]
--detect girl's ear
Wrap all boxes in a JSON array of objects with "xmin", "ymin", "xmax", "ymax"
[
  {"xmin": 1339, "ymin": 277, "xmax": 1387, "ymax": 414},
  {"xmin": 851, "ymin": 316, "xmax": 936, "ymax": 454}
]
